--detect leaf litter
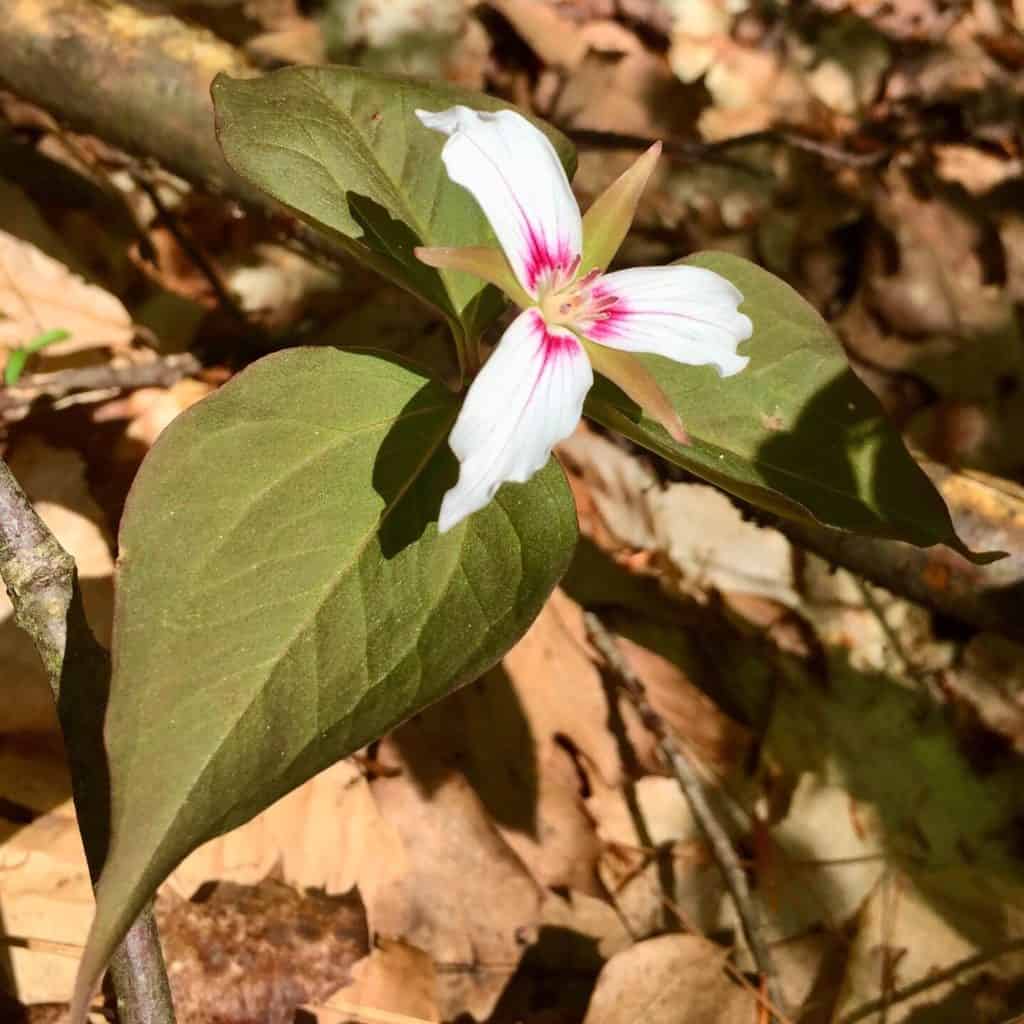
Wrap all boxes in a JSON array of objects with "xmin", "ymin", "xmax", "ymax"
[{"xmin": 4, "ymin": 1, "xmax": 1024, "ymax": 1022}]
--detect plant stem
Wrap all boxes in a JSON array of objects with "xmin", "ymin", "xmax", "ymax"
[
  {"xmin": 0, "ymin": 457, "xmax": 176, "ymax": 1024},
  {"xmin": 107, "ymin": 910, "xmax": 176, "ymax": 1024}
]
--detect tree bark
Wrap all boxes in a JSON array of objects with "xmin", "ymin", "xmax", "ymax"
[{"xmin": 0, "ymin": 0, "xmax": 258, "ymax": 201}]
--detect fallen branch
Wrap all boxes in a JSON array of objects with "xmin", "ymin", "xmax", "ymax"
[
  {"xmin": 0, "ymin": 352, "xmax": 202, "ymax": 419},
  {"xmin": 773, "ymin": 459, "xmax": 1024, "ymax": 642},
  {"xmin": 584, "ymin": 611, "xmax": 789, "ymax": 1023},
  {"xmin": 569, "ymin": 126, "xmax": 890, "ymax": 170},
  {"xmin": 0, "ymin": 0, "xmax": 256, "ymax": 202},
  {"xmin": 2, "ymin": 0, "xmax": 1024, "ymax": 642},
  {"xmin": 0, "ymin": 458, "xmax": 176, "ymax": 1023}
]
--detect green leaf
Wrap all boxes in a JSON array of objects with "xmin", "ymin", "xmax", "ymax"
[
  {"xmin": 70, "ymin": 347, "xmax": 577, "ymax": 1018},
  {"xmin": 3, "ymin": 328, "xmax": 71, "ymax": 386},
  {"xmin": 212, "ymin": 67, "xmax": 574, "ymax": 338},
  {"xmin": 586, "ymin": 252, "xmax": 993, "ymax": 561}
]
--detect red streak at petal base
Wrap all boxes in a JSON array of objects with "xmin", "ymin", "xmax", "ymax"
[
  {"xmin": 534, "ymin": 315, "xmax": 581, "ymax": 371},
  {"xmin": 522, "ymin": 221, "xmax": 576, "ymax": 293},
  {"xmin": 582, "ymin": 297, "xmax": 631, "ymax": 342}
]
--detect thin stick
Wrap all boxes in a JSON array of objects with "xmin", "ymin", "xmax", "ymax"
[
  {"xmin": 566, "ymin": 126, "xmax": 892, "ymax": 169},
  {"xmin": 132, "ymin": 175, "xmax": 250, "ymax": 331},
  {"xmin": 838, "ymin": 936, "xmax": 1024, "ymax": 1024},
  {"xmin": 1, "ymin": 353, "xmax": 202, "ymax": 418},
  {"xmin": 661, "ymin": 896, "xmax": 796, "ymax": 1024},
  {"xmin": 0, "ymin": 458, "xmax": 176, "ymax": 1024},
  {"xmin": 584, "ymin": 611, "xmax": 788, "ymax": 1022}
]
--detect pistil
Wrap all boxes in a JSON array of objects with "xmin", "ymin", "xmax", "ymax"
[{"xmin": 539, "ymin": 269, "xmax": 620, "ymax": 332}]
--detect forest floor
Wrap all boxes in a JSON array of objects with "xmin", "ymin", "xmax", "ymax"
[{"xmin": 3, "ymin": 1, "xmax": 1024, "ymax": 1022}]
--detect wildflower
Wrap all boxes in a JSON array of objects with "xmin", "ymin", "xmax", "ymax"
[{"xmin": 415, "ymin": 106, "xmax": 752, "ymax": 533}]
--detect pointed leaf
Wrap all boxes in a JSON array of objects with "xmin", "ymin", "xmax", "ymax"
[
  {"xmin": 212, "ymin": 67, "xmax": 575, "ymax": 334},
  {"xmin": 70, "ymin": 348, "xmax": 578, "ymax": 1019},
  {"xmin": 580, "ymin": 142, "xmax": 661, "ymax": 275},
  {"xmin": 581, "ymin": 336, "xmax": 687, "ymax": 443},
  {"xmin": 585, "ymin": 252, "xmax": 996, "ymax": 561},
  {"xmin": 415, "ymin": 245, "xmax": 533, "ymax": 311}
]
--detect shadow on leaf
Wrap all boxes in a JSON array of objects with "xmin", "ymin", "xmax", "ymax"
[{"xmin": 370, "ymin": 375, "xmax": 458, "ymax": 560}]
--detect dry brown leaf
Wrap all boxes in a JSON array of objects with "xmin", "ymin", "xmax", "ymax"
[
  {"xmin": 539, "ymin": 889, "xmax": 632, "ymax": 963},
  {"xmin": 0, "ymin": 438, "xmax": 114, "ymax": 736},
  {"xmin": 612, "ymin": 632, "xmax": 753, "ymax": 776},
  {"xmin": 494, "ymin": 589, "xmax": 623, "ymax": 888},
  {"xmin": 1001, "ymin": 215, "xmax": 1024, "ymax": 305},
  {"xmin": 586, "ymin": 771, "xmax": 730, "ymax": 940},
  {"xmin": 813, "ymin": 0, "xmax": 960, "ymax": 42},
  {"xmin": 157, "ymin": 879, "xmax": 369, "ymax": 1024},
  {"xmin": 0, "ymin": 181, "xmax": 83, "ymax": 275},
  {"xmin": 934, "ymin": 144, "xmax": 1023, "ymax": 195},
  {"xmin": 247, "ymin": 20, "xmax": 326, "ymax": 65},
  {"xmin": 0, "ymin": 229, "xmax": 133, "ymax": 357},
  {"xmin": 0, "ymin": 801, "xmax": 93, "ymax": 1004},
  {"xmin": 370, "ymin": 734, "xmax": 543, "ymax": 1021},
  {"xmin": 377, "ymin": 590, "xmax": 619, "ymax": 896},
  {"xmin": 317, "ymin": 939, "xmax": 441, "ymax": 1023},
  {"xmin": 945, "ymin": 633, "xmax": 1024, "ymax": 754},
  {"xmin": 169, "ymin": 759, "xmax": 407, "ymax": 914},
  {"xmin": 867, "ymin": 167, "xmax": 1010, "ymax": 337},
  {"xmin": 0, "ymin": 734, "xmax": 71, "ymax": 821},
  {"xmin": 487, "ymin": 0, "xmax": 588, "ymax": 71},
  {"xmin": 835, "ymin": 868, "xmax": 1024, "ymax": 1023},
  {"xmin": 662, "ymin": 1, "xmax": 812, "ymax": 141},
  {"xmin": 759, "ymin": 773, "xmax": 887, "ymax": 943},
  {"xmin": 328, "ymin": 0, "xmax": 468, "ymax": 78},
  {"xmin": 551, "ymin": 45, "xmax": 700, "ymax": 139},
  {"xmin": 582, "ymin": 933, "xmax": 754, "ymax": 1024},
  {"xmin": 92, "ymin": 378, "xmax": 215, "ymax": 451},
  {"xmin": 560, "ymin": 427, "xmax": 799, "ymax": 606}
]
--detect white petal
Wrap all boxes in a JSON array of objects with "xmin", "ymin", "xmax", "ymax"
[
  {"xmin": 416, "ymin": 106, "xmax": 582, "ymax": 298},
  {"xmin": 584, "ymin": 265, "xmax": 752, "ymax": 376},
  {"xmin": 438, "ymin": 309, "xmax": 593, "ymax": 533}
]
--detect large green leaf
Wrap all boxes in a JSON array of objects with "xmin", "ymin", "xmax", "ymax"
[
  {"xmin": 586, "ymin": 252, "xmax": 993, "ymax": 561},
  {"xmin": 212, "ymin": 67, "xmax": 574, "ymax": 339},
  {"xmin": 70, "ymin": 348, "xmax": 577, "ymax": 1019}
]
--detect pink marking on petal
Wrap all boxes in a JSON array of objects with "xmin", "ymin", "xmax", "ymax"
[
  {"xmin": 523, "ymin": 311, "xmax": 581, "ymax": 405},
  {"xmin": 581, "ymin": 289, "xmax": 630, "ymax": 341},
  {"xmin": 521, "ymin": 220, "xmax": 576, "ymax": 292},
  {"xmin": 538, "ymin": 321, "xmax": 580, "ymax": 369}
]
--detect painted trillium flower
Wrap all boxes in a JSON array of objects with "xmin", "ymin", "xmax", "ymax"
[{"xmin": 415, "ymin": 105, "xmax": 753, "ymax": 534}]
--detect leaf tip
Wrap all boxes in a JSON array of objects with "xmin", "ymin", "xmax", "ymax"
[
  {"xmin": 961, "ymin": 546, "xmax": 1009, "ymax": 566},
  {"xmin": 669, "ymin": 419, "xmax": 691, "ymax": 446},
  {"xmin": 414, "ymin": 245, "xmax": 446, "ymax": 268}
]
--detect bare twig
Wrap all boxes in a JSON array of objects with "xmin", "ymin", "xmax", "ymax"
[
  {"xmin": 0, "ymin": 458, "xmax": 176, "ymax": 1023},
  {"xmin": 131, "ymin": 174, "xmax": 250, "ymax": 331},
  {"xmin": 661, "ymin": 896, "xmax": 796, "ymax": 1024},
  {"xmin": 838, "ymin": 936, "xmax": 1024, "ymax": 1024},
  {"xmin": 0, "ymin": 352, "xmax": 202, "ymax": 418},
  {"xmin": 583, "ymin": 611, "xmax": 789, "ymax": 1022},
  {"xmin": 567, "ymin": 126, "xmax": 891, "ymax": 169}
]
